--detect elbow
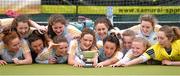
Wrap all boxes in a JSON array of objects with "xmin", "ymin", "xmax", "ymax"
[{"xmin": 27, "ymin": 58, "xmax": 32, "ymax": 64}]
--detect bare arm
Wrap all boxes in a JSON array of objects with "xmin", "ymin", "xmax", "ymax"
[
  {"xmin": 123, "ymin": 56, "xmax": 145, "ymax": 67},
  {"xmin": 96, "ymin": 57, "xmax": 119, "ymax": 68},
  {"xmin": 13, "ymin": 52, "xmax": 32, "ymax": 64},
  {"xmin": 162, "ymin": 60, "xmax": 180, "ymax": 66},
  {"xmin": 0, "ymin": 18, "xmax": 14, "ymax": 27},
  {"xmin": 68, "ymin": 40, "xmax": 77, "ymax": 65},
  {"xmin": 29, "ymin": 20, "xmax": 47, "ymax": 31}
]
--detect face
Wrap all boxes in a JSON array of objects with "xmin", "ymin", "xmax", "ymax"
[
  {"xmin": 8, "ymin": 37, "xmax": 21, "ymax": 52},
  {"xmin": 140, "ymin": 21, "xmax": 153, "ymax": 36},
  {"xmin": 131, "ymin": 41, "xmax": 146, "ymax": 57},
  {"xmin": 80, "ymin": 34, "xmax": 94, "ymax": 50},
  {"xmin": 95, "ymin": 23, "xmax": 108, "ymax": 40},
  {"xmin": 56, "ymin": 42, "xmax": 68, "ymax": 55},
  {"xmin": 16, "ymin": 22, "xmax": 29, "ymax": 38},
  {"xmin": 31, "ymin": 39, "xmax": 44, "ymax": 54},
  {"xmin": 157, "ymin": 31, "xmax": 171, "ymax": 48},
  {"xmin": 123, "ymin": 36, "xmax": 133, "ymax": 49},
  {"xmin": 104, "ymin": 41, "xmax": 117, "ymax": 57},
  {"xmin": 52, "ymin": 22, "xmax": 65, "ymax": 36}
]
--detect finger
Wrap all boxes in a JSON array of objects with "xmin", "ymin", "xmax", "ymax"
[
  {"xmin": 78, "ymin": 64, "xmax": 82, "ymax": 67},
  {"xmin": 0, "ymin": 62, "xmax": 5, "ymax": 66},
  {"xmin": 100, "ymin": 65, "xmax": 103, "ymax": 68},
  {"xmin": 73, "ymin": 63, "xmax": 78, "ymax": 67},
  {"xmin": 2, "ymin": 61, "xmax": 7, "ymax": 65},
  {"xmin": 111, "ymin": 65, "xmax": 116, "ymax": 67}
]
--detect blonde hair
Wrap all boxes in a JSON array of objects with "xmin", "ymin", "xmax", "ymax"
[{"xmin": 133, "ymin": 37, "xmax": 151, "ymax": 50}]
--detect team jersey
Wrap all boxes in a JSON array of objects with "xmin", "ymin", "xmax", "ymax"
[{"xmin": 143, "ymin": 39, "xmax": 180, "ymax": 61}]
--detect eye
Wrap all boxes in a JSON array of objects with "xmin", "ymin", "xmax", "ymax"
[
  {"xmin": 97, "ymin": 29, "xmax": 101, "ymax": 31},
  {"xmin": 110, "ymin": 48, "xmax": 114, "ymax": 50},
  {"xmin": 102, "ymin": 28, "xmax": 105, "ymax": 30}
]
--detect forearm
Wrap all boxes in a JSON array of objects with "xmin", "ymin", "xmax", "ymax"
[
  {"xmin": 68, "ymin": 55, "xmax": 75, "ymax": 65},
  {"xmin": 125, "ymin": 57, "xmax": 144, "ymax": 66},
  {"xmin": 17, "ymin": 58, "xmax": 32, "ymax": 64},
  {"xmin": 165, "ymin": 61, "xmax": 180, "ymax": 66},
  {"xmin": 0, "ymin": 18, "xmax": 14, "ymax": 27},
  {"xmin": 18, "ymin": 53, "xmax": 32, "ymax": 64},
  {"xmin": 170, "ymin": 61, "xmax": 180, "ymax": 65},
  {"xmin": 29, "ymin": 20, "xmax": 40, "ymax": 28},
  {"xmin": 99, "ymin": 58, "xmax": 118, "ymax": 66}
]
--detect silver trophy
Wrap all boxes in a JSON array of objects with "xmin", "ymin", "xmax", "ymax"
[{"xmin": 82, "ymin": 51, "xmax": 96, "ymax": 68}]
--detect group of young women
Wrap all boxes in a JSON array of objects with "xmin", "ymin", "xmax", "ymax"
[{"xmin": 0, "ymin": 14, "xmax": 180, "ymax": 67}]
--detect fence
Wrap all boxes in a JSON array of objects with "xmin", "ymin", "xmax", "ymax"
[{"xmin": 0, "ymin": 0, "xmax": 180, "ymax": 29}]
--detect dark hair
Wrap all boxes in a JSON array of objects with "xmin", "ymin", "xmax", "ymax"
[
  {"xmin": 94, "ymin": 17, "xmax": 113, "ymax": 31},
  {"xmin": 28, "ymin": 30, "xmax": 47, "ymax": 47},
  {"xmin": 159, "ymin": 25, "xmax": 180, "ymax": 42},
  {"xmin": 48, "ymin": 14, "xmax": 67, "ymax": 39},
  {"xmin": 11, "ymin": 15, "xmax": 31, "ymax": 32},
  {"xmin": 80, "ymin": 28, "xmax": 97, "ymax": 49},
  {"xmin": 103, "ymin": 34, "xmax": 120, "ymax": 52}
]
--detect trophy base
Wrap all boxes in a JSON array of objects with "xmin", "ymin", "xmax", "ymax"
[{"xmin": 84, "ymin": 64, "xmax": 93, "ymax": 68}]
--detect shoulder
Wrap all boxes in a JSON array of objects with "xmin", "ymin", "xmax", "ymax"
[
  {"xmin": 145, "ymin": 43, "xmax": 162, "ymax": 55},
  {"xmin": 172, "ymin": 39, "xmax": 180, "ymax": 47}
]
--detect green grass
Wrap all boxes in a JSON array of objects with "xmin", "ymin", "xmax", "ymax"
[{"xmin": 0, "ymin": 64, "xmax": 180, "ymax": 76}]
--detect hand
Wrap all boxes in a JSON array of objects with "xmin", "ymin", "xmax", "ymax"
[
  {"xmin": 12, "ymin": 58, "xmax": 21, "ymax": 64},
  {"xmin": 38, "ymin": 26, "xmax": 48, "ymax": 33},
  {"xmin": 37, "ymin": 29, "xmax": 47, "ymax": 35},
  {"xmin": 0, "ymin": 60, "xmax": 7, "ymax": 65},
  {"xmin": 162, "ymin": 60, "xmax": 172, "ymax": 65},
  {"xmin": 48, "ymin": 57, "xmax": 57, "ymax": 64},
  {"xmin": 110, "ymin": 62, "xmax": 122, "ymax": 67},
  {"xmin": 95, "ymin": 63, "xmax": 104, "ymax": 68},
  {"xmin": 48, "ymin": 41, "xmax": 60, "ymax": 50},
  {"xmin": 73, "ymin": 62, "xmax": 83, "ymax": 67},
  {"xmin": 73, "ymin": 35, "xmax": 80, "ymax": 40}
]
